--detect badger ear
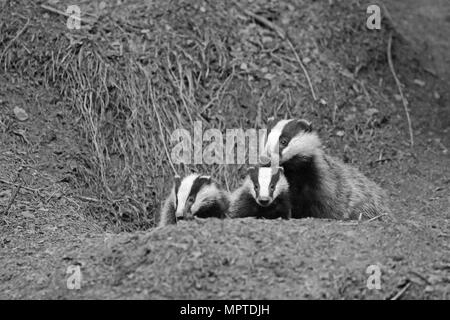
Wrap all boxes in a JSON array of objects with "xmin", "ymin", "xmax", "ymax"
[
  {"xmin": 277, "ymin": 166, "xmax": 284, "ymax": 174},
  {"xmin": 200, "ymin": 175, "xmax": 212, "ymax": 184},
  {"xmin": 247, "ymin": 167, "xmax": 256, "ymax": 175},
  {"xmin": 298, "ymin": 119, "xmax": 313, "ymax": 132}
]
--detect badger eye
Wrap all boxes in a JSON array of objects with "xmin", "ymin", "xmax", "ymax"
[
  {"xmin": 280, "ymin": 137, "xmax": 288, "ymax": 146},
  {"xmin": 270, "ymin": 184, "xmax": 275, "ymax": 191},
  {"xmin": 254, "ymin": 185, "xmax": 259, "ymax": 191},
  {"xmin": 188, "ymin": 197, "xmax": 194, "ymax": 203}
]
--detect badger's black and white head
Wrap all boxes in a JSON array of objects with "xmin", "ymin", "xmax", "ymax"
[
  {"xmin": 173, "ymin": 174, "xmax": 222, "ymax": 220},
  {"xmin": 246, "ymin": 166, "xmax": 289, "ymax": 207},
  {"xmin": 261, "ymin": 119, "xmax": 321, "ymax": 165}
]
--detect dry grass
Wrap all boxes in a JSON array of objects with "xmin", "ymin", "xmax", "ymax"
[{"xmin": 0, "ymin": 0, "xmax": 397, "ymax": 230}]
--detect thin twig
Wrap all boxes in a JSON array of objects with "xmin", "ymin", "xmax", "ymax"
[
  {"xmin": 151, "ymin": 86, "xmax": 178, "ymax": 175},
  {"xmin": 239, "ymin": 7, "xmax": 286, "ymax": 39},
  {"xmin": 45, "ymin": 190, "xmax": 57, "ymax": 203},
  {"xmin": 0, "ymin": 18, "xmax": 30, "ymax": 64},
  {"xmin": 408, "ymin": 271, "xmax": 431, "ymax": 285},
  {"xmin": 0, "ymin": 178, "xmax": 39, "ymax": 193},
  {"xmin": 387, "ymin": 32, "xmax": 414, "ymax": 147},
  {"xmin": 63, "ymin": 196, "xmax": 81, "ymax": 210},
  {"xmin": 285, "ymin": 37, "xmax": 317, "ymax": 101},
  {"xmin": 390, "ymin": 282, "xmax": 411, "ymax": 300},
  {"xmin": 73, "ymin": 195, "xmax": 101, "ymax": 203},
  {"xmin": 2, "ymin": 184, "xmax": 21, "ymax": 215},
  {"xmin": 1, "ymin": 169, "xmax": 24, "ymax": 216},
  {"xmin": 365, "ymin": 213, "xmax": 388, "ymax": 223},
  {"xmin": 235, "ymin": 2, "xmax": 317, "ymax": 101},
  {"xmin": 40, "ymin": 4, "xmax": 95, "ymax": 24},
  {"xmin": 138, "ymin": 64, "xmax": 178, "ymax": 175},
  {"xmin": 224, "ymin": 172, "xmax": 230, "ymax": 193}
]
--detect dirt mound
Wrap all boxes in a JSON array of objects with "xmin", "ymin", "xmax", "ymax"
[
  {"xmin": 57, "ymin": 217, "xmax": 450, "ymax": 299},
  {"xmin": 2, "ymin": 214, "xmax": 448, "ymax": 299}
]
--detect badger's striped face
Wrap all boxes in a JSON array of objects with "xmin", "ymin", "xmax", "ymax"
[
  {"xmin": 175, "ymin": 174, "xmax": 213, "ymax": 220},
  {"xmin": 262, "ymin": 119, "xmax": 319, "ymax": 164},
  {"xmin": 248, "ymin": 166, "xmax": 288, "ymax": 207}
]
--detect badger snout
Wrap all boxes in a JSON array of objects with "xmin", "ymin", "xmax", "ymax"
[
  {"xmin": 181, "ymin": 208, "xmax": 194, "ymax": 220},
  {"xmin": 176, "ymin": 213, "xmax": 194, "ymax": 221},
  {"xmin": 183, "ymin": 213, "xmax": 194, "ymax": 220},
  {"xmin": 257, "ymin": 196, "xmax": 271, "ymax": 207},
  {"xmin": 176, "ymin": 206, "xmax": 194, "ymax": 221},
  {"xmin": 175, "ymin": 210, "xmax": 184, "ymax": 220}
]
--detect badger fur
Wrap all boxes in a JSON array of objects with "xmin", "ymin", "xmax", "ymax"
[
  {"xmin": 229, "ymin": 166, "xmax": 291, "ymax": 219},
  {"xmin": 157, "ymin": 174, "xmax": 230, "ymax": 227},
  {"xmin": 262, "ymin": 118, "xmax": 390, "ymax": 220}
]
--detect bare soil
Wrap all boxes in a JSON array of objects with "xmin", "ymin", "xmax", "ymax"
[{"xmin": 0, "ymin": 0, "xmax": 449, "ymax": 299}]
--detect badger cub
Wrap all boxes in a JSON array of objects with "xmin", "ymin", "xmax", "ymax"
[
  {"xmin": 262, "ymin": 118, "xmax": 390, "ymax": 220},
  {"xmin": 229, "ymin": 166, "xmax": 291, "ymax": 219},
  {"xmin": 157, "ymin": 174, "xmax": 230, "ymax": 227}
]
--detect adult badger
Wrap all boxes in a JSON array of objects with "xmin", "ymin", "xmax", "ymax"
[
  {"xmin": 157, "ymin": 174, "xmax": 229, "ymax": 226},
  {"xmin": 229, "ymin": 166, "xmax": 291, "ymax": 219},
  {"xmin": 261, "ymin": 118, "xmax": 390, "ymax": 220}
]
